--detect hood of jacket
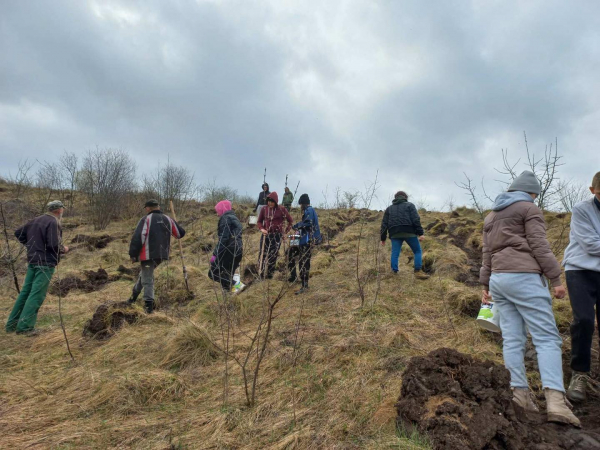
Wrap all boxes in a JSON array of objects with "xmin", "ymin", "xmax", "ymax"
[
  {"xmin": 267, "ymin": 191, "xmax": 279, "ymax": 205},
  {"xmin": 392, "ymin": 197, "xmax": 407, "ymax": 205},
  {"xmin": 492, "ymin": 191, "xmax": 534, "ymax": 211},
  {"xmin": 215, "ymin": 200, "xmax": 232, "ymax": 217}
]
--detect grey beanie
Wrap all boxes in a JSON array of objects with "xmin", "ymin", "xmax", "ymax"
[
  {"xmin": 47, "ymin": 200, "xmax": 64, "ymax": 212},
  {"xmin": 508, "ymin": 171, "xmax": 541, "ymax": 195}
]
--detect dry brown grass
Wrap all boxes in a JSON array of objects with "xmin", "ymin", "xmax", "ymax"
[{"xmin": 0, "ymin": 192, "xmax": 575, "ymax": 449}]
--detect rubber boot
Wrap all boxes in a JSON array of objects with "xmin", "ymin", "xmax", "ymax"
[
  {"xmin": 567, "ymin": 371, "xmax": 589, "ymax": 403},
  {"xmin": 144, "ymin": 300, "xmax": 154, "ymax": 314},
  {"xmin": 544, "ymin": 389, "xmax": 581, "ymax": 428},
  {"xmin": 127, "ymin": 294, "xmax": 138, "ymax": 304},
  {"xmin": 512, "ymin": 387, "xmax": 539, "ymax": 412}
]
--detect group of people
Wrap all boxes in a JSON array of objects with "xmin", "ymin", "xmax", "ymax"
[
  {"xmin": 480, "ymin": 170, "xmax": 600, "ymax": 428},
  {"xmin": 5, "ymin": 171, "xmax": 600, "ymax": 431}
]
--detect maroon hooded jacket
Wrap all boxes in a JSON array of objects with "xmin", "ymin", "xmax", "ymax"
[{"xmin": 257, "ymin": 192, "xmax": 293, "ymax": 234}]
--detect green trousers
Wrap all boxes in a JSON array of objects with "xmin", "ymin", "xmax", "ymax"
[{"xmin": 6, "ymin": 264, "xmax": 55, "ymax": 333}]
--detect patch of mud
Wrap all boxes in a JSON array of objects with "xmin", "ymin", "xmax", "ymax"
[
  {"xmin": 396, "ymin": 348, "xmax": 600, "ymax": 450},
  {"xmin": 83, "ymin": 301, "xmax": 139, "ymax": 339},
  {"xmin": 117, "ymin": 264, "xmax": 141, "ymax": 279},
  {"xmin": 71, "ymin": 234, "xmax": 114, "ymax": 250},
  {"xmin": 49, "ymin": 268, "xmax": 113, "ymax": 297}
]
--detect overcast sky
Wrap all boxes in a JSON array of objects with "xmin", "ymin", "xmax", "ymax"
[{"xmin": 1, "ymin": 0, "xmax": 598, "ymax": 209}]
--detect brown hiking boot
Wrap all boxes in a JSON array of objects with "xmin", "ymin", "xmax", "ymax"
[
  {"xmin": 567, "ymin": 372, "xmax": 589, "ymax": 403},
  {"xmin": 414, "ymin": 270, "xmax": 430, "ymax": 280},
  {"xmin": 544, "ymin": 389, "xmax": 581, "ymax": 428},
  {"xmin": 512, "ymin": 387, "xmax": 539, "ymax": 413}
]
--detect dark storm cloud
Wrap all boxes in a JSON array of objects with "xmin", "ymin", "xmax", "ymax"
[{"xmin": 1, "ymin": 0, "xmax": 599, "ymax": 207}]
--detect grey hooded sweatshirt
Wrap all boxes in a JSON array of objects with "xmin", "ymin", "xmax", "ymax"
[
  {"xmin": 563, "ymin": 198, "xmax": 600, "ymax": 272},
  {"xmin": 479, "ymin": 191, "xmax": 562, "ymax": 289}
]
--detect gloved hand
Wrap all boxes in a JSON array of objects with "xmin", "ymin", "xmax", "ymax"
[{"xmin": 210, "ymin": 255, "xmax": 216, "ymax": 263}]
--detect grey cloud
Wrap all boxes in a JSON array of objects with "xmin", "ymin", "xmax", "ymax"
[{"xmin": 1, "ymin": 0, "xmax": 598, "ymax": 208}]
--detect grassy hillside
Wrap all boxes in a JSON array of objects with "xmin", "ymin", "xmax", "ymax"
[{"xmin": 0, "ymin": 184, "xmax": 581, "ymax": 449}]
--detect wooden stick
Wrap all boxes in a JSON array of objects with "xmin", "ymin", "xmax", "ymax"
[{"xmin": 169, "ymin": 201, "xmax": 191, "ymax": 293}]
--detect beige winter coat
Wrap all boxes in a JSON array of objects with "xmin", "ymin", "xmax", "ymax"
[{"xmin": 480, "ymin": 198, "xmax": 562, "ymax": 289}]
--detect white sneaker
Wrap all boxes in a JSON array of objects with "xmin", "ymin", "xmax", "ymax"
[{"xmin": 231, "ymin": 281, "xmax": 246, "ymax": 295}]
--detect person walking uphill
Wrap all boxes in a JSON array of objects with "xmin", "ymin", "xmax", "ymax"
[
  {"xmin": 563, "ymin": 171, "xmax": 600, "ymax": 404},
  {"xmin": 288, "ymin": 194, "xmax": 321, "ymax": 295},
  {"xmin": 380, "ymin": 191, "xmax": 428, "ymax": 279},
  {"xmin": 128, "ymin": 200, "xmax": 185, "ymax": 313},
  {"xmin": 480, "ymin": 171, "xmax": 580, "ymax": 427},
  {"xmin": 254, "ymin": 183, "xmax": 270, "ymax": 217},
  {"xmin": 209, "ymin": 200, "xmax": 245, "ymax": 294},
  {"xmin": 282, "ymin": 187, "xmax": 294, "ymax": 211},
  {"xmin": 6, "ymin": 201, "xmax": 69, "ymax": 336},
  {"xmin": 257, "ymin": 192, "xmax": 293, "ymax": 279}
]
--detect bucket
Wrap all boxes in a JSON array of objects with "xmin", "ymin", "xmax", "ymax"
[
  {"xmin": 248, "ymin": 215, "xmax": 258, "ymax": 225},
  {"xmin": 476, "ymin": 303, "xmax": 501, "ymax": 333},
  {"xmin": 288, "ymin": 234, "xmax": 300, "ymax": 247}
]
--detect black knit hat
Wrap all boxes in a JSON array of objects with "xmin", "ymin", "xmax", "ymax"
[
  {"xmin": 298, "ymin": 193, "xmax": 310, "ymax": 205},
  {"xmin": 144, "ymin": 199, "xmax": 159, "ymax": 208}
]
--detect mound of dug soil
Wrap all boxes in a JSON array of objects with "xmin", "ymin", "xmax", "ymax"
[
  {"xmin": 71, "ymin": 234, "xmax": 114, "ymax": 250},
  {"xmin": 49, "ymin": 268, "xmax": 112, "ymax": 297},
  {"xmin": 396, "ymin": 348, "xmax": 600, "ymax": 450},
  {"xmin": 83, "ymin": 301, "xmax": 139, "ymax": 339}
]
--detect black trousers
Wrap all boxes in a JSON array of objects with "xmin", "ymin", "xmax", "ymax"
[
  {"xmin": 209, "ymin": 251, "xmax": 242, "ymax": 290},
  {"xmin": 259, "ymin": 233, "xmax": 281, "ymax": 278},
  {"xmin": 566, "ymin": 270, "xmax": 600, "ymax": 372},
  {"xmin": 288, "ymin": 244, "xmax": 312, "ymax": 284}
]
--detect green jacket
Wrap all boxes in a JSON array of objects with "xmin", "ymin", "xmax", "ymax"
[{"xmin": 283, "ymin": 192, "xmax": 294, "ymax": 207}]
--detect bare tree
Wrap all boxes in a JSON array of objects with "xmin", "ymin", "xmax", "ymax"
[
  {"xmin": 455, "ymin": 173, "xmax": 486, "ymax": 218},
  {"xmin": 355, "ymin": 171, "xmax": 380, "ymax": 306},
  {"xmin": 344, "ymin": 191, "xmax": 360, "ymax": 209},
  {"xmin": 496, "ymin": 133, "xmax": 564, "ymax": 211},
  {"xmin": 7, "ymin": 159, "xmax": 34, "ymax": 200},
  {"xmin": 442, "ymin": 194, "xmax": 456, "ymax": 212},
  {"xmin": 78, "ymin": 148, "xmax": 137, "ymax": 230},
  {"xmin": 143, "ymin": 159, "xmax": 198, "ymax": 213},
  {"xmin": 59, "ymin": 151, "xmax": 78, "ymax": 210},
  {"xmin": 557, "ymin": 180, "xmax": 589, "ymax": 213},
  {"xmin": 33, "ymin": 161, "xmax": 63, "ymax": 214},
  {"xmin": 200, "ymin": 179, "xmax": 253, "ymax": 205},
  {"xmin": 0, "ymin": 202, "xmax": 24, "ymax": 293}
]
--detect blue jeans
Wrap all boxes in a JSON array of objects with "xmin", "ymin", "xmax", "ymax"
[
  {"xmin": 390, "ymin": 237, "xmax": 422, "ymax": 272},
  {"xmin": 490, "ymin": 273, "xmax": 565, "ymax": 392}
]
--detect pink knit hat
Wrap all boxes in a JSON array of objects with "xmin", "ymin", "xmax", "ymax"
[{"xmin": 215, "ymin": 200, "xmax": 232, "ymax": 217}]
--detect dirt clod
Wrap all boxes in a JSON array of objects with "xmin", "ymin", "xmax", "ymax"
[
  {"xmin": 71, "ymin": 234, "xmax": 114, "ymax": 250},
  {"xmin": 396, "ymin": 348, "xmax": 600, "ymax": 450},
  {"xmin": 83, "ymin": 301, "xmax": 139, "ymax": 339},
  {"xmin": 49, "ymin": 268, "xmax": 111, "ymax": 297}
]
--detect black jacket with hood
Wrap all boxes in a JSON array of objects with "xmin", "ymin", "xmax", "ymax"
[
  {"xmin": 15, "ymin": 213, "xmax": 63, "ymax": 266},
  {"xmin": 129, "ymin": 210, "xmax": 185, "ymax": 262},
  {"xmin": 255, "ymin": 183, "xmax": 270, "ymax": 211},
  {"xmin": 380, "ymin": 197, "xmax": 424, "ymax": 241},
  {"xmin": 214, "ymin": 211, "xmax": 243, "ymax": 259}
]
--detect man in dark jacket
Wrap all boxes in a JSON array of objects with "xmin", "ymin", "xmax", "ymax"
[
  {"xmin": 6, "ymin": 200, "xmax": 69, "ymax": 335},
  {"xmin": 128, "ymin": 199, "xmax": 185, "ymax": 313},
  {"xmin": 254, "ymin": 183, "xmax": 270, "ymax": 216},
  {"xmin": 257, "ymin": 192, "xmax": 293, "ymax": 279},
  {"xmin": 288, "ymin": 194, "xmax": 321, "ymax": 294},
  {"xmin": 210, "ymin": 200, "xmax": 244, "ymax": 292},
  {"xmin": 380, "ymin": 191, "xmax": 428, "ymax": 279}
]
